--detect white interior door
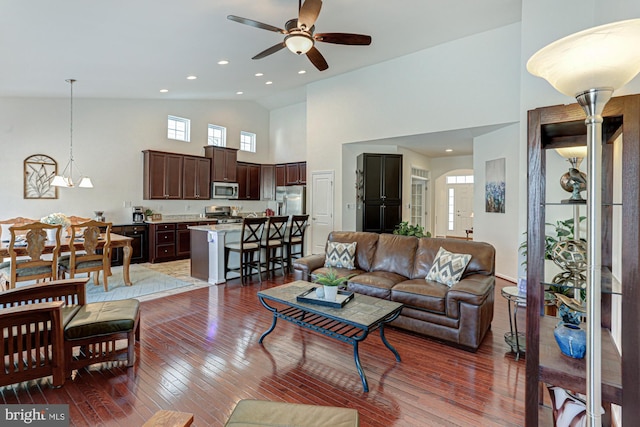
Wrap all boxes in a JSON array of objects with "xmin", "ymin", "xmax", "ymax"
[
  {"xmin": 449, "ymin": 183, "xmax": 474, "ymax": 237},
  {"xmin": 311, "ymin": 171, "xmax": 334, "ymax": 254}
]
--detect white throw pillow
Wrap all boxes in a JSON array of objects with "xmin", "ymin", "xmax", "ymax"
[
  {"xmin": 324, "ymin": 242, "xmax": 357, "ymax": 270},
  {"xmin": 426, "ymin": 247, "xmax": 472, "ymax": 287}
]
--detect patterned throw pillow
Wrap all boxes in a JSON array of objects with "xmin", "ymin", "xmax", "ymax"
[
  {"xmin": 324, "ymin": 242, "xmax": 357, "ymax": 270},
  {"xmin": 426, "ymin": 247, "xmax": 472, "ymax": 287}
]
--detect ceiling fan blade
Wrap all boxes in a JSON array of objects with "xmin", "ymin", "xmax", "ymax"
[
  {"xmin": 298, "ymin": 0, "xmax": 322, "ymax": 30},
  {"xmin": 306, "ymin": 46, "xmax": 328, "ymax": 71},
  {"xmin": 315, "ymin": 33, "xmax": 372, "ymax": 45},
  {"xmin": 227, "ymin": 15, "xmax": 286, "ymax": 34},
  {"xmin": 252, "ymin": 42, "xmax": 286, "ymax": 60}
]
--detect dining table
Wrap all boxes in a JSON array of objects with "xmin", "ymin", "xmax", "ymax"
[{"xmin": 0, "ymin": 233, "xmax": 134, "ymax": 286}]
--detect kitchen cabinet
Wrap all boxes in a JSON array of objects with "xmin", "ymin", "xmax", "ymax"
[
  {"xmin": 356, "ymin": 153, "xmax": 402, "ymax": 234},
  {"xmin": 237, "ymin": 162, "xmax": 261, "ymax": 200},
  {"xmin": 143, "ymin": 150, "xmax": 183, "ymax": 200},
  {"xmin": 183, "ymin": 155, "xmax": 211, "ymax": 199},
  {"xmin": 274, "ymin": 162, "xmax": 306, "ymax": 186},
  {"xmin": 149, "ymin": 223, "xmax": 176, "ymax": 263},
  {"xmin": 525, "ymin": 95, "xmax": 640, "ymax": 426},
  {"xmin": 285, "ymin": 162, "xmax": 306, "ymax": 185},
  {"xmin": 110, "ymin": 224, "xmax": 148, "ymax": 266},
  {"xmin": 204, "ymin": 146, "xmax": 237, "ymax": 182},
  {"xmin": 177, "ymin": 222, "xmax": 197, "ymax": 257},
  {"xmin": 275, "ymin": 165, "xmax": 286, "ymax": 187},
  {"xmin": 261, "ymin": 164, "xmax": 275, "ymax": 200}
]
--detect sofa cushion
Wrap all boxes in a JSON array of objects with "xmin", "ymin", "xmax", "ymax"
[
  {"xmin": 391, "ymin": 279, "xmax": 448, "ymax": 314},
  {"xmin": 426, "ymin": 247, "xmax": 471, "ymax": 286},
  {"xmin": 65, "ymin": 299, "xmax": 140, "ymax": 340},
  {"xmin": 324, "ymin": 241, "xmax": 357, "ymax": 269},
  {"xmin": 370, "ymin": 234, "xmax": 417, "ymax": 277},
  {"xmin": 347, "ymin": 271, "xmax": 407, "ymax": 300},
  {"xmin": 412, "ymin": 238, "xmax": 496, "ymax": 279},
  {"xmin": 327, "ymin": 231, "xmax": 379, "ymax": 271}
]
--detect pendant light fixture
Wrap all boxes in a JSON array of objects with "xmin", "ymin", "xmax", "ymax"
[{"xmin": 51, "ymin": 78, "xmax": 93, "ymax": 188}]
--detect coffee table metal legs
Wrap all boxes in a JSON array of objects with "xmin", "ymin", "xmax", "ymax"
[{"xmin": 258, "ymin": 296, "xmax": 402, "ymax": 392}]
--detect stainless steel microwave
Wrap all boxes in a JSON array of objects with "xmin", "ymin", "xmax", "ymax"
[{"xmin": 212, "ymin": 181, "xmax": 239, "ymax": 199}]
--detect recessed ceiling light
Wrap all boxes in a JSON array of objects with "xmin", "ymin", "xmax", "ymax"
[
  {"xmin": 298, "ymin": 70, "xmax": 306, "ymax": 74},
  {"xmin": 445, "ymin": 149, "xmax": 453, "ymax": 152},
  {"xmin": 187, "ymin": 75, "xmax": 197, "ymax": 80},
  {"xmin": 265, "ymin": 81, "xmax": 273, "ymax": 85},
  {"xmin": 255, "ymin": 73, "xmax": 264, "ymax": 77},
  {"xmin": 236, "ymin": 91, "xmax": 244, "ymax": 95},
  {"xmin": 218, "ymin": 60, "xmax": 229, "ymax": 65},
  {"xmin": 159, "ymin": 89, "xmax": 169, "ymax": 93}
]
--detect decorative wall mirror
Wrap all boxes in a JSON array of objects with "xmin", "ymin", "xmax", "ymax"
[{"xmin": 24, "ymin": 154, "xmax": 58, "ymax": 199}]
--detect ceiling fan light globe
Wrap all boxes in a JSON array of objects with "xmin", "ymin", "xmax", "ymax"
[{"xmin": 285, "ymin": 33, "xmax": 314, "ymax": 55}]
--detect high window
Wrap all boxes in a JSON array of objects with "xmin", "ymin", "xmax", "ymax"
[
  {"xmin": 240, "ymin": 131, "xmax": 256, "ymax": 152},
  {"xmin": 168, "ymin": 115, "xmax": 190, "ymax": 142},
  {"xmin": 208, "ymin": 124, "xmax": 226, "ymax": 147}
]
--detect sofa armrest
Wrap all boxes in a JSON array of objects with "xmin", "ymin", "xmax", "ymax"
[
  {"xmin": 446, "ymin": 274, "xmax": 495, "ymax": 318},
  {"xmin": 292, "ymin": 254, "xmax": 325, "ymax": 281}
]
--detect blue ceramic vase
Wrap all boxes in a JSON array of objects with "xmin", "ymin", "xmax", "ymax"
[{"xmin": 553, "ymin": 323, "xmax": 586, "ymax": 359}]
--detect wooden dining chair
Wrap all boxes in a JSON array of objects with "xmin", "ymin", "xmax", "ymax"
[
  {"xmin": 284, "ymin": 214, "xmax": 309, "ymax": 272},
  {"xmin": 0, "ymin": 217, "xmax": 38, "ymax": 243},
  {"xmin": 0, "ymin": 222, "xmax": 62, "ymax": 290},
  {"xmin": 57, "ymin": 220, "xmax": 112, "ymax": 291},
  {"xmin": 260, "ymin": 216, "xmax": 289, "ymax": 279},
  {"xmin": 224, "ymin": 217, "xmax": 267, "ymax": 285}
]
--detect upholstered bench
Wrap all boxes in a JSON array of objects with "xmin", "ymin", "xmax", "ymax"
[
  {"xmin": 225, "ymin": 399, "xmax": 359, "ymax": 427},
  {"xmin": 64, "ymin": 299, "xmax": 140, "ymax": 376}
]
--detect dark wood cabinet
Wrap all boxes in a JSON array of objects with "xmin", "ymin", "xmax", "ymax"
[
  {"xmin": 110, "ymin": 224, "xmax": 148, "ymax": 266},
  {"xmin": 182, "ymin": 155, "xmax": 211, "ymax": 200},
  {"xmin": 275, "ymin": 165, "xmax": 286, "ymax": 187},
  {"xmin": 143, "ymin": 150, "xmax": 183, "ymax": 199},
  {"xmin": 204, "ymin": 146, "xmax": 237, "ymax": 182},
  {"xmin": 525, "ymin": 95, "xmax": 640, "ymax": 426},
  {"xmin": 176, "ymin": 223, "xmax": 196, "ymax": 257},
  {"xmin": 261, "ymin": 164, "xmax": 275, "ymax": 200},
  {"xmin": 275, "ymin": 161, "xmax": 306, "ymax": 186},
  {"xmin": 356, "ymin": 153, "xmax": 402, "ymax": 234},
  {"xmin": 148, "ymin": 223, "xmax": 176, "ymax": 263},
  {"xmin": 237, "ymin": 162, "xmax": 261, "ymax": 200}
]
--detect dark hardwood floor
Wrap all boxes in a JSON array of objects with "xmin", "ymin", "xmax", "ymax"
[{"xmin": 0, "ymin": 273, "xmax": 527, "ymax": 426}]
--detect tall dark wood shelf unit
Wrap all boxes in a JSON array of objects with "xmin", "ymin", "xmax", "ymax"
[
  {"xmin": 525, "ymin": 94, "xmax": 640, "ymax": 426},
  {"xmin": 356, "ymin": 153, "xmax": 402, "ymax": 234}
]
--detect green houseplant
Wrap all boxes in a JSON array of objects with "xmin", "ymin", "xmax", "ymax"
[
  {"xmin": 393, "ymin": 221, "xmax": 431, "ymax": 238},
  {"xmin": 313, "ymin": 268, "xmax": 355, "ymax": 301}
]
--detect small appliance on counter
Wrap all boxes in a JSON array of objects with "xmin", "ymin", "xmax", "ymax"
[
  {"xmin": 132, "ymin": 206, "xmax": 145, "ymax": 224},
  {"xmin": 204, "ymin": 206, "xmax": 243, "ymax": 223}
]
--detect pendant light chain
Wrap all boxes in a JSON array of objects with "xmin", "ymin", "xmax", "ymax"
[{"xmin": 67, "ymin": 78, "xmax": 75, "ymax": 181}]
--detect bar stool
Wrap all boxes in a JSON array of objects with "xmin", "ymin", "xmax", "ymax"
[
  {"xmin": 260, "ymin": 216, "xmax": 289, "ymax": 279},
  {"xmin": 224, "ymin": 217, "xmax": 267, "ymax": 285},
  {"xmin": 285, "ymin": 214, "xmax": 309, "ymax": 272}
]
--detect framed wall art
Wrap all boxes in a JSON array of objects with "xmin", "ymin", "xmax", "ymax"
[
  {"xmin": 24, "ymin": 154, "xmax": 58, "ymax": 199},
  {"xmin": 485, "ymin": 157, "xmax": 505, "ymax": 213}
]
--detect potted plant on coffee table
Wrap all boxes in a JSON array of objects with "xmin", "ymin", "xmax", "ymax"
[{"xmin": 313, "ymin": 268, "xmax": 355, "ymax": 302}]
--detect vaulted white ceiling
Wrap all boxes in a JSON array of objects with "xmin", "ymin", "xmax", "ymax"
[{"xmin": 0, "ymin": 0, "xmax": 521, "ymax": 107}]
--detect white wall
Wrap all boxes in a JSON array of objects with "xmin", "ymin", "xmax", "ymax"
[
  {"xmin": 0, "ymin": 98, "xmax": 270, "ymax": 224},
  {"xmin": 269, "ymin": 102, "xmax": 307, "ymax": 164},
  {"xmin": 306, "ymin": 23, "xmax": 522, "ymax": 250}
]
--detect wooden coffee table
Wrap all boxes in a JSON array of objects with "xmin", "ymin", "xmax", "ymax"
[{"xmin": 257, "ymin": 280, "xmax": 403, "ymax": 392}]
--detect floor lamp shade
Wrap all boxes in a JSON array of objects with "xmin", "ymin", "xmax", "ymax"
[{"xmin": 527, "ymin": 18, "xmax": 640, "ymax": 96}]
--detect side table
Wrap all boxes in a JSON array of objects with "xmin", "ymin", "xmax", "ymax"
[{"xmin": 501, "ymin": 286, "xmax": 555, "ymax": 361}]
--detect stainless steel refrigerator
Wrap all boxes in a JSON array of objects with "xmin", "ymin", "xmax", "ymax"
[{"xmin": 275, "ymin": 185, "xmax": 306, "ymax": 216}]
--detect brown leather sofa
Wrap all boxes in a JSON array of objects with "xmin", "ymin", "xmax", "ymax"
[{"xmin": 292, "ymin": 231, "xmax": 496, "ymax": 351}]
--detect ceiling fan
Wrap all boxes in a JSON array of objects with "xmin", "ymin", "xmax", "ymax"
[{"xmin": 227, "ymin": 0, "xmax": 372, "ymax": 71}]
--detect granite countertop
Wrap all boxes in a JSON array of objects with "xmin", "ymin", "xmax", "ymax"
[
  {"xmin": 145, "ymin": 217, "xmax": 218, "ymax": 224},
  {"xmin": 189, "ymin": 224, "xmax": 242, "ymax": 232}
]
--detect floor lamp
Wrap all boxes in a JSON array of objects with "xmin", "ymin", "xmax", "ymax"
[{"xmin": 527, "ymin": 19, "xmax": 640, "ymax": 426}]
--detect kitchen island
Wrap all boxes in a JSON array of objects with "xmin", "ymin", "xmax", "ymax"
[{"xmin": 189, "ymin": 223, "xmax": 242, "ymax": 284}]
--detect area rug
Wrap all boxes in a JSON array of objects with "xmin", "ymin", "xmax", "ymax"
[{"xmin": 84, "ymin": 264, "xmax": 211, "ymax": 303}]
